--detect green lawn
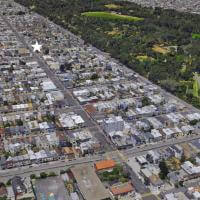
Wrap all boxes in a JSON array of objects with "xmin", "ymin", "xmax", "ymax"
[
  {"xmin": 193, "ymin": 79, "xmax": 199, "ymax": 97},
  {"xmin": 192, "ymin": 33, "xmax": 200, "ymax": 39},
  {"xmin": 81, "ymin": 11, "xmax": 144, "ymax": 22},
  {"xmin": 193, "ymin": 73, "xmax": 200, "ymax": 97},
  {"xmin": 99, "ymin": 165, "xmax": 128, "ymax": 183}
]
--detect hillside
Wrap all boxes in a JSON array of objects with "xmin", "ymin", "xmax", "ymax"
[{"xmin": 14, "ymin": 0, "xmax": 200, "ymax": 108}]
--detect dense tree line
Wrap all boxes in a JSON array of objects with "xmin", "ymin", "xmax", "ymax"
[{"xmin": 14, "ymin": 0, "xmax": 200, "ymax": 107}]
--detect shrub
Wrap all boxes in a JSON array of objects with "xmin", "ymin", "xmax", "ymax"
[
  {"xmin": 48, "ymin": 172, "xmax": 56, "ymax": 177},
  {"xmin": 40, "ymin": 172, "xmax": 47, "ymax": 179},
  {"xmin": 30, "ymin": 174, "xmax": 36, "ymax": 179}
]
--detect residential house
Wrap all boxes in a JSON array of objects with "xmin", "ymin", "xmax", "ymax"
[
  {"xmin": 181, "ymin": 125, "xmax": 195, "ymax": 135},
  {"xmin": 136, "ymin": 156, "xmax": 148, "ymax": 166},
  {"xmin": 187, "ymin": 186, "xmax": 200, "ymax": 200},
  {"xmin": 103, "ymin": 116, "xmax": 124, "ymax": 134},
  {"xmin": 94, "ymin": 160, "xmax": 116, "ymax": 172},
  {"xmin": 162, "ymin": 128, "xmax": 176, "ymax": 139},
  {"xmin": 147, "ymin": 117, "xmax": 163, "ymax": 129},
  {"xmin": 164, "ymin": 192, "xmax": 189, "ymax": 200},
  {"xmin": 62, "ymin": 147, "xmax": 76, "ymax": 159},
  {"xmin": 149, "ymin": 129, "xmax": 162, "ymax": 142},
  {"xmin": 140, "ymin": 168, "xmax": 164, "ymax": 192},
  {"xmin": 110, "ymin": 182, "xmax": 134, "ymax": 198},
  {"xmin": 146, "ymin": 150, "xmax": 160, "ymax": 164}
]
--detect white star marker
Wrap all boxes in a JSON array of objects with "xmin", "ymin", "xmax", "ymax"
[{"xmin": 32, "ymin": 41, "xmax": 42, "ymax": 52}]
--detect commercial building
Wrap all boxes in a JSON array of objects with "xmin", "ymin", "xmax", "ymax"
[
  {"xmin": 71, "ymin": 164, "xmax": 112, "ymax": 200},
  {"xmin": 34, "ymin": 177, "xmax": 69, "ymax": 200}
]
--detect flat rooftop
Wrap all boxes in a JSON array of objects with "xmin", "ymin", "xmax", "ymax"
[
  {"xmin": 71, "ymin": 164, "xmax": 112, "ymax": 200},
  {"xmin": 34, "ymin": 177, "xmax": 69, "ymax": 200}
]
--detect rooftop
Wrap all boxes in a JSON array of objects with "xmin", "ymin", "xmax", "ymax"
[
  {"xmin": 34, "ymin": 177, "xmax": 68, "ymax": 200},
  {"xmin": 110, "ymin": 182, "xmax": 134, "ymax": 196},
  {"xmin": 71, "ymin": 164, "xmax": 112, "ymax": 200},
  {"xmin": 95, "ymin": 160, "xmax": 116, "ymax": 171}
]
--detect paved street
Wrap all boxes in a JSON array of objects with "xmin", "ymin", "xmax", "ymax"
[
  {"xmin": 1, "ymin": 133, "xmax": 200, "ymax": 181},
  {"xmin": 0, "ymin": 156, "xmax": 103, "ymax": 180},
  {"xmin": 124, "ymin": 134, "xmax": 200, "ymax": 157}
]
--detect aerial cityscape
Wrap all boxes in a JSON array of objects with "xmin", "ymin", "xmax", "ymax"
[{"xmin": 0, "ymin": 0, "xmax": 200, "ymax": 200}]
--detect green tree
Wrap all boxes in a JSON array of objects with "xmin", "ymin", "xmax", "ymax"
[
  {"xmin": 0, "ymin": 196, "xmax": 7, "ymax": 200},
  {"xmin": 189, "ymin": 119, "xmax": 198, "ymax": 126},
  {"xmin": 6, "ymin": 179, "xmax": 11, "ymax": 186},
  {"xmin": 108, "ymin": 175, "xmax": 116, "ymax": 182},
  {"xmin": 16, "ymin": 119, "xmax": 23, "ymax": 126},
  {"xmin": 4, "ymin": 123, "xmax": 10, "ymax": 128},
  {"xmin": 60, "ymin": 170, "xmax": 65, "ymax": 175},
  {"xmin": 142, "ymin": 96, "xmax": 150, "ymax": 106},
  {"xmin": 179, "ymin": 180, "xmax": 184, "ymax": 187},
  {"xmin": 4, "ymin": 151, "xmax": 11, "ymax": 159},
  {"xmin": 40, "ymin": 172, "xmax": 47, "ymax": 179},
  {"xmin": 188, "ymin": 157, "xmax": 196, "ymax": 165},
  {"xmin": 48, "ymin": 172, "xmax": 56, "ymax": 177},
  {"xmin": 102, "ymin": 171, "xmax": 110, "ymax": 177},
  {"xmin": 30, "ymin": 174, "xmax": 36, "ymax": 179},
  {"xmin": 180, "ymin": 154, "xmax": 186, "ymax": 163},
  {"xmin": 91, "ymin": 73, "xmax": 99, "ymax": 80},
  {"xmin": 159, "ymin": 160, "xmax": 169, "ymax": 180},
  {"xmin": 119, "ymin": 177, "xmax": 128, "ymax": 183}
]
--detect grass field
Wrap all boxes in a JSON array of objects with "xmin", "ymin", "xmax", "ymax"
[
  {"xmin": 105, "ymin": 4, "xmax": 122, "ymax": 9},
  {"xmin": 136, "ymin": 55, "xmax": 154, "ymax": 62},
  {"xmin": 193, "ymin": 73, "xmax": 200, "ymax": 97},
  {"xmin": 107, "ymin": 28, "xmax": 121, "ymax": 36},
  {"xmin": 192, "ymin": 33, "xmax": 200, "ymax": 39},
  {"xmin": 107, "ymin": 30, "xmax": 121, "ymax": 35},
  {"xmin": 193, "ymin": 79, "xmax": 199, "ymax": 97},
  {"xmin": 180, "ymin": 65, "xmax": 187, "ymax": 74},
  {"xmin": 152, "ymin": 45, "xmax": 170, "ymax": 54},
  {"xmin": 81, "ymin": 12, "xmax": 144, "ymax": 22}
]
